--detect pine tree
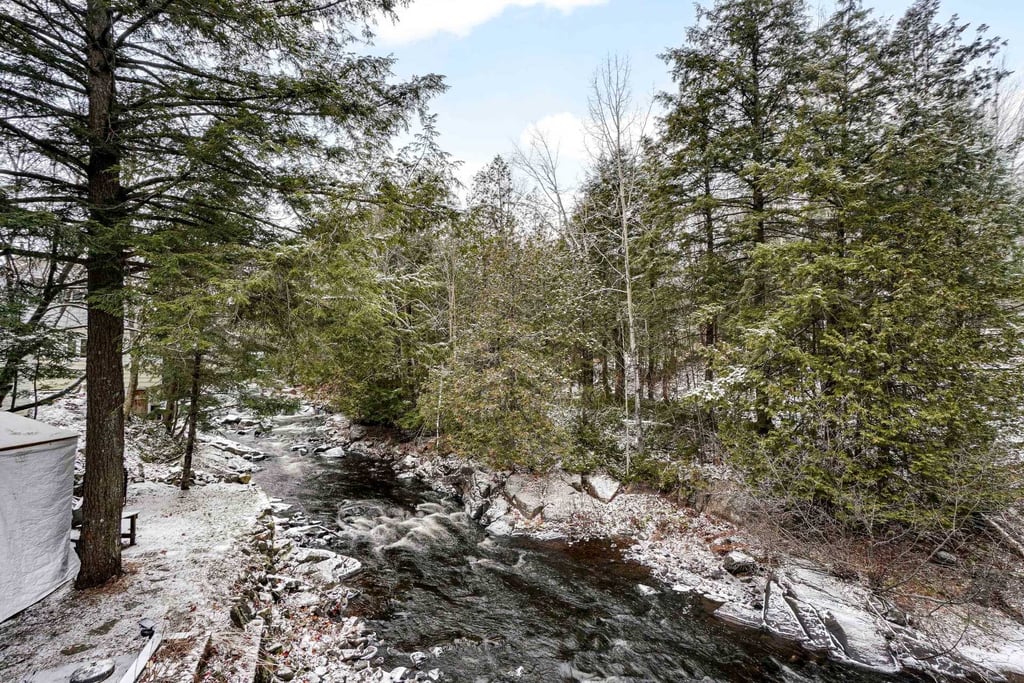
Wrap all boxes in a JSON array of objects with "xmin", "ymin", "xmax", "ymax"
[
  {"xmin": 660, "ymin": 0, "xmax": 810, "ymax": 443},
  {"xmin": 0, "ymin": 0, "xmax": 440, "ymax": 586},
  {"xmin": 718, "ymin": 0, "xmax": 1024, "ymax": 530},
  {"xmin": 419, "ymin": 157, "xmax": 570, "ymax": 470}
]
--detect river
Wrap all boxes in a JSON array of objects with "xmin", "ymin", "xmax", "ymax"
[{"xmin": 246, "ymin": 422, "xmax": 920, "ymax": 683}]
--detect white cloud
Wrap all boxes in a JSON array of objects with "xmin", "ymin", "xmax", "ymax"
[
  {"xmin": 519, "ymin": 111, "xmax": 587, "ymax": 167},
  {"xmin": 375, "ymin": 0, "xmax": 607, "ymax": 45}
]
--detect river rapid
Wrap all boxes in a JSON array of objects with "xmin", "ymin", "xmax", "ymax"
[{"xmin": 245, "ymin": 421, "xmax": 919, "ymax": 683}]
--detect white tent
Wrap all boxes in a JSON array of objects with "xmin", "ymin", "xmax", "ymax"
[{"xmin": 0, "ymin": 411, "xmax": 80, "ymax": 622}]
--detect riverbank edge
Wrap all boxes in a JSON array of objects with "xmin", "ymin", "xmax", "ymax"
[{"xmin": 317, "ymin": 416, "xmax": 1024, "ymax": 683}]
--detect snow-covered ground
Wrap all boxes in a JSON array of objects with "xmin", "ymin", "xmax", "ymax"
[
  {"xmin": 0, "ymin": 480, "xmax": 268, "ymax": 679},
  {"xmin": 0, "ymin": 395, "xmax": 273, "ymax": 681}
]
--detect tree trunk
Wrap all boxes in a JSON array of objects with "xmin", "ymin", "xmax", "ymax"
[
  {"xmin": 600, "ymin": 352, "xmax": 610, "ymax": 401},
  {"xmin": 77, "ymin": 0, "xmax": 125, "ymax": 589},
  {"xmin": 614, "ymin": 336, "xmax": 625, "ymax": 402},
  {"xmin": 124, "ymin": 343, "xmax": 140, "ymax": 417},
  {"xmin": 181, "ymin": 350, "xmax": 203, "ymax": 491},
  {"xmin": 77, "ymin": 250, "xmax": 125, "ymax": 588}
]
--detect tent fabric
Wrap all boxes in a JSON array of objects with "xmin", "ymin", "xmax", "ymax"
[
  {"xmin": 0, "ymin": 410, "xmax": 78, "ymax": 451},
  {"xmin": 0, "ymin": 413, "xmax": 80, "ymax": 623}
]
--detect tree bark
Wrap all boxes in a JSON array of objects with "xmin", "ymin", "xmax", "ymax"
[
  {"xmin": 181, "ymin": 350, "xmax": 202, "ymax": 491},
  {"xmin": 77, "ymin": 0, "xmax": 125, "ymax": 589}
]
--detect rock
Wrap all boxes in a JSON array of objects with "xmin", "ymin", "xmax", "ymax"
[
  {"xmin": 287, "ymin": 591, "xmax": 321, "ymax": 609},
  {"xmin": 236, "ymin": 473, "xmax": 252, "ymax": 485},
  {"xmin": 930, "ymin": 550, "xmax": 958, "ymax": 567},
  {"xmin": 276, "ymin": 667, "xmax": 295, "ymax": 681},
  {"xmin": 784, "ymin": 594, "xmax": 832, "ymax": 652},
  {"xmin": 762, "ymin": 580, "xmax": 805, "ymax": 641},
  {"xmin": 482, "ymin": 497, "xmax": 509, "ymax": 524},
  {"xmin": 636, "ymin": 584, "xmax": 659, "ymax": 596},
  {"xmin": 722, "ymin": 550, "xmax": 757, "ymax": 576},
  {"xmin": 300, "ymin": 555, "xmax": 362, "ymax": 586},
  {"xmin": 556, "ymin": 471, "xmax": 583, "ymax": 491},
  {"xmin": 230, "ymin": 600, "xmax": 254, "ymax": 627},
  {"xmin": 389, "ymin": 666, "xmax": 410, "ymax": 681},
  {"xmin": 485, "ymin": 518, "xmax": 513, "ymax": 536},
  {"xmin": 409, "ymin": 651, "xmax": 427, "ymax": 665},
  {"xmin": 468, "ymin": 470, "xmax": 496, "ymax": 498},
  {"xmin": 539, "ymin": 479, "xmax": 590, "ymax": 524},
  {"xmin": 713, "ymin": 601, "xmax": 762, "ymax": 629},
  {"xmin": 288, "ymin": 547, "xmax": 338, "ymax": 564},
  {"xmin": 207, "ymin": 437, "xmax": 260, "ymax": 457},
  {"xmin": 320, "ymin": 447, "xmax": 345, "ymax": 458},
  {"xmin": 582, "ymin": 474, "xmax": 620, "ymax": 503},
  {"xmin": 778, "ymin": 562, "xmax": 899, "ymax": 672},
  {"xmin": 504, "ymin": 475, "xmax": 545, "ymax": 519},
  {"xmin": 467, "ymin": 499, "xmax": 489, "ymax": 521}
]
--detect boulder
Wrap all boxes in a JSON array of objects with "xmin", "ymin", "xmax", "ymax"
[
  {"xmin": 482, "ymin": 497, "xmax": 509, "ymax": 525},
  {"xmin": 295, "ymin": 555, "xmax": 362, "ymax": 587},
  {"xmin": 504, "ymin": 475, "xmax": 545, "ymax": 519},
  {"xmin": 485, "ymin": 518, "xmax": 513, "ymax": 536},
  {"xmin": 319, "ymin": 447, "xmax": 345, "ymax": 458},
  {"xmin": 722, "ymin": 550, "xmax": 757, "ymax": 576},
  {"xmin": 930, "ymin": 550, "xmax": 958, "ymax": 567},
  {"xmin": 287, "ymin": 547, "xmax": 338, "ymax": 565},
  {"xmin": 555, "ymin": 470, "xmax": 583, "ymax": 491},
  {"xmin": 542, "ymin": 482, "xmax": 596, "ymax": 524},
  {"xmin": 762, "ymin": 580, "xmax": 805, "ymax": 641},
  {"xmin": 778, "ymin": 562, "xmax": 899, "ymax": 673},
  {"xmin": 582, "ymin": 474, "xmax": 620, "ymax": 503}
]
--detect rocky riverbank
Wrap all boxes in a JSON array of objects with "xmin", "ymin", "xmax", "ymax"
[
  {"xmin": 285, "ymin": 412, "xmax": 1024, "ymax": 683},
  {"xmin": 230, "ymin": 504, "xmax": 445, "ymax": 683},
  {"xmin": 6, "ymin": 395, "xmax": 1021, "ymax": 682}
]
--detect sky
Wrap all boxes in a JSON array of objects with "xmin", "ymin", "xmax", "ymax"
[{"xmin": 367, "ymin": 0, "xmax": 1024, "ymax": 193}]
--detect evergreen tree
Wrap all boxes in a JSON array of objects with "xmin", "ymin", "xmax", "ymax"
[
  {"xmin": 0, "ymin": 0, "xmax": 440, "ymax": 586},
  {"xmin": 660, "ymin": 0, "xmax": 810, "ymax": 443},
  {"xmin": 420, "ymin": 157, "xmax": 570, "ymax": 470},
  {"xmin": 718, "ymin": 0, "xmax": 1024, "ymax": 529}
]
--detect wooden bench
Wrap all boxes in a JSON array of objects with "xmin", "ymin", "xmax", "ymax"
[
  {"xmin": 121, "ymin": 508, "xmax": 140, "ymax": 546},
  {"xmin": 70, "ymin": 509, "xmax": 140, "ymax": 549}
]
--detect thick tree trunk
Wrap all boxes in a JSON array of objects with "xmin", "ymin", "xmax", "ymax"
[
  {"xmin": 77, "ymin": 0, "xmax": 125, "ymax": 589},
  {"xmin": 77, "ymin": 251, "xmax": 125, "ymax": 587}
]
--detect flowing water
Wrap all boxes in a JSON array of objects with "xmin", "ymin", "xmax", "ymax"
[{"xmin": 249, "ymin": 425, "xmax": 919, "ymax": 683}]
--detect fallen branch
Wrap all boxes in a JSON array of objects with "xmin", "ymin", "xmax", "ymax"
[{"xmin": 8, "ymin": 376, "xmax": 85, "ymax": 413}]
